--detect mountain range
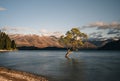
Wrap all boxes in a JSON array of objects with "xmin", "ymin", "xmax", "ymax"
[
  {"xmin": 9, "ymin": 34, "xmax": 120, "ymax": 50},
  {"xmin": 99, "ymin": 39, "xmax": 120, "ymax": 50},
  {"xmin": 9, "ymin": 34, "xmax": 97, "ymax": 49},
  {"xmin": 9, "ymin": 34, "xmax": 62, "ymax": 48}
]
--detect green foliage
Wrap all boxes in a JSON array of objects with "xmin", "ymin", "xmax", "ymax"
[
  {"xmin": 59, "ymin": 28, "xmax": 87, "ymax": 51},
  {"xmin": 11, "ymin": 40, "xmax": 16, "ymax": 49},
  {"xmin": 0, "ymin": 31, "xmax": 16, "ymax": 50}
]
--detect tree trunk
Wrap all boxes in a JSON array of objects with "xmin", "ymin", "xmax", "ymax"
[{"xmin": 65, "ymin": 49, "xmax": 72, "ymax": 58}]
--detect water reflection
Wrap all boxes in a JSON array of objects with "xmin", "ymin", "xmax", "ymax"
[
  {"xmin": 0, "ymin": 51, "xmax": 120, "ymax": 81},
  {"xmin": 58, "ymin": 58, "xmax": 86, "ymax": 81}
]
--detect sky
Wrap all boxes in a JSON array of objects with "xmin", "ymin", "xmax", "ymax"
[{"xmin": 0, "ymin": 0, "xmax": 120, "ymax": 38}]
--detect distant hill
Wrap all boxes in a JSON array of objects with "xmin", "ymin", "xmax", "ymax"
[
  {"xmin": 9, "ymin": 34, "xmax": 62, "ymax": 48},
  {"xmin": 99, "ymin": 40, "xmax": 120, "ymax": 50},
  {"xmin": 89, "ymin": 40, "xmax": 107, "ymax": 47},
  {"xmin": 81, "ymin": 42, "xmax": 97, "ymax": 49},
  {"xmin": 9, "ymin": 34, "xmax": 97, "ymax": 49},
  {"xmin": 17, "ymin": 43, "xmax": 97, "ymax": 50},
  {"xmin": 17, "ymin": 46, "xmax": 67, "ymax": 50}
]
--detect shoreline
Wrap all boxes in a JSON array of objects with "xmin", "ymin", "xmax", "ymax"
[
  {"xmin": 0, "ymin": 49, "xmax": 18, "ymax": 52},
  {"xmin": 0, "ymin": 50, "xmax": 13, "ymax": 52},
  {"xmin": 0, "ymin": 67, "xmax": 49, "ymax": 81}
]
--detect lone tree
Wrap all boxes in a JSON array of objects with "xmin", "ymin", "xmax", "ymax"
[{"xmin": 59, "ymin": 28, "xmax": 87, "ymax": 58}]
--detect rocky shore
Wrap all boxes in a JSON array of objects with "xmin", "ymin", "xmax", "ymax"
[{"xmin": 0, "ymin": 67, "xmax": 49, "ymax": 81}]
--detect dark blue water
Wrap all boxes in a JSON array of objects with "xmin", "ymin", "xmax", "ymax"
[{"xmin": 0, "ymin": 50, "xmax": 120, "ymax": 81}]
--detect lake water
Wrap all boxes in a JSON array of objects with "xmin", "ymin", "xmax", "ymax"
[{"xmin": 0, "ymin": 50, "xmax": 120, "ymax": 81}]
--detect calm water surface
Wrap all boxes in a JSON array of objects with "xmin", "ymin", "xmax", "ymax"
[{"xmin": 0, "ymin": 50, "xmax": 120, "ymax": 81}]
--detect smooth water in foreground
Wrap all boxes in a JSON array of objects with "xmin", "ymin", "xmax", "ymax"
[{"xmin": 0, "ymin": 50, "xmax": 120, "ymax": 81}]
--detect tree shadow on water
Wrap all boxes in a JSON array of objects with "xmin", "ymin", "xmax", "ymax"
[{"xmin": 59, "ymin": 57, "xmax": 86, "ymax": 81}]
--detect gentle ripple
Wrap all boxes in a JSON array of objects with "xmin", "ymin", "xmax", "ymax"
[{"xmin": 0, "ymin": 50, "xmax": 120, "ymax": 81}]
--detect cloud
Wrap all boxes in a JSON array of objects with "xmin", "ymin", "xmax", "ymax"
[
  {"xmin": 82, "ymin": 21, "xmax": 120, "ymax": 29},
  {"xmin": 0, "ymin": 26, "xmax": 62, "ymax": 37},
  {"xmin": 80, "ymin": 21, "xmax": 120, "ymax": 38},
  {"xmin": 116, "ymin": 33, "xmax": 120, "ymax": 37},
  {"xmin": 1, "ymin": 27, "xmax": 18, "ymax": 32},
  {"xmin": 107, "ymin": 29, "xmax": 120, "ymax": 34},
  {"xmin": 0, "ymin": 7, "xmax": 6, "ymax": 11},
  {"xmin": 89, "ymin": 32, "xmax": 103, "ymax": 38},
  {"xmin": 51, "ymin": 32, "xmax": 63, "ymax": 37},
  {"xmin": 39, "ymin": 29, "xmax": 62, "ymax": 37},
  {"xmin": 0, "ymin": 26, "xmax": 38, "ymax": 35},
  {"xmin": 39, "ymin": 29, "xmax": 47, "ymax": 33}
]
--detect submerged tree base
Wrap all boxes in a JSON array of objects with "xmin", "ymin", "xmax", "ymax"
[{"xmin": 65, "ymin": 49, "xmax": 72, "ymax": 58}]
